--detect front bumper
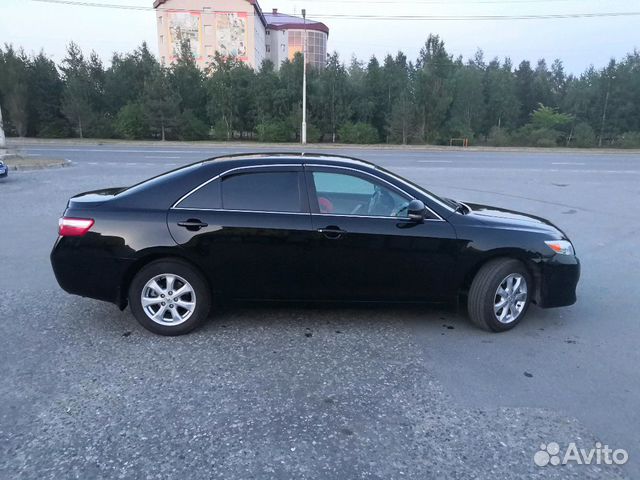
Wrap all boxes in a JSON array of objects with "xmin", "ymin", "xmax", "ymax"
[
  {"xmin": 535, "ymin": 254, "xmax": 580, "ymax": 308},
  {"xmin": 0, "ymin": 167, "xmax": 7, "ymax": 178}
]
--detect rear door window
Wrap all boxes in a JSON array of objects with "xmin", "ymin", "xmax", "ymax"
[
  {"xmin": 222, "ymin": 171, "xmax": 304, "ymax": 213},
  {"xmin": 178, "ymin": 179, "xmax": 221, "ymax": 209}
]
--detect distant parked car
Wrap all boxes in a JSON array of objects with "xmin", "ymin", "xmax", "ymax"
[
  {"xmin": 0, "ymin": 160, "xmax": 7, "ymax": 179},
  {"xmin": 50, "ymin": 153, "xmax": 580, "ymax": 336}
]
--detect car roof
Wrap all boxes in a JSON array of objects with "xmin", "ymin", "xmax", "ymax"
[{"xmin": 203, "ymin": 152, "xmax": 377, "ymax": 170}]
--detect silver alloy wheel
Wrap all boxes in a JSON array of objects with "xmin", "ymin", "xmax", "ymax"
[
  {"xmin": 494, "ymin": 273, "xmax": 528, "ymax": 324},
  {"xmin": 141, "ymin": 274, "xmax": 196, "ymax": 326}
]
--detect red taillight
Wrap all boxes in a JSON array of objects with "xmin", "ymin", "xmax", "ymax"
[{"xmin": 58, "ymin": 217, "xmax": 94, "ymax": 237}]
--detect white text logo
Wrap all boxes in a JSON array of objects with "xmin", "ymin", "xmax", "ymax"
[{"xmin": 534, "ymin": 442, "xmax": 628, "ymax": 467}]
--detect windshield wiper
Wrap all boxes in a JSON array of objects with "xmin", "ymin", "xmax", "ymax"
[
  {"xmin": 454, "ymin": 201, "xmax": 470, "ymax": 214},
  {"xmin": 445, "ymin": 198, "xmax": 469, "ymax": 214}
]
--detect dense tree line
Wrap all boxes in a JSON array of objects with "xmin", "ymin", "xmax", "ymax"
[{"xmin": 1, "ymin": 35, "xmax": 640, "ymax": 147}]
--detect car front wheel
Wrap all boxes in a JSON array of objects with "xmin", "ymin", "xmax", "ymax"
[
  {"xmin": 467, "ymin": 258, "xmax": 532, "ymax": 332},
  {"xmin": 129, "ymin": 259, "xmax": 211, "ymax": 336}
]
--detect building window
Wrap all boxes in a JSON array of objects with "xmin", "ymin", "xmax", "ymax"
[
  {"xmin": 285, "ymin": 30, "xmax": 328, "ymax": 66},
  {"xmin": 266, "ymin": 30, "xmax": 271, "ymax": 36},
  {"xmin": 266, "ymin": 44, "xmax": 271, "ymax": 53},
  {"xmin": 288, "ymin": 30, "xmax": 303, "ymax": 60},
  {"xmin": 160, "ymin": 35, "xmax": 164, "ymax": 45},
  {"xmin": 158, "ymin": 16, "xmax": 163, "ymax": 25}
]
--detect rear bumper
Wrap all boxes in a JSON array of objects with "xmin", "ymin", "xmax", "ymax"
[
  {"xmin": 535, "ymin": 255, "xmax": 580, "ymax": 308},
  {"xmin": 50, "ymin": 236, "xmax": 133, "ymax": 306}
]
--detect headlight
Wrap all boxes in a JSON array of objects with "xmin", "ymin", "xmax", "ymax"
[{"xmin": 544, "ymin": 240, "xmax": 575, "ymax": 256}]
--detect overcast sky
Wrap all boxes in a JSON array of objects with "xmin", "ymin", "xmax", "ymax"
[{"xmin": 1, "ymin": 0, "xmax": 638, "ymax": 74}]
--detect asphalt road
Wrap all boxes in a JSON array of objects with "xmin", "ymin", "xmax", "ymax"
[{"xmin": 1, "ymin": 142, "xmax": 639, "ymax": 479}]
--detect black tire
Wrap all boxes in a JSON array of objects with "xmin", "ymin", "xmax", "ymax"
[
  {"xmin": 467, "ymin": 258, "xmax": 532, "ymax": 332},
  {"xmin": 129, "ymin": 259, "xmax": 211, "ymax": 336}
]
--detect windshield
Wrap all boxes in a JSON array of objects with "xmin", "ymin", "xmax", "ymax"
[{"xmin": 374, "ymin": 165, "xmax": 455, "ymax": 212}]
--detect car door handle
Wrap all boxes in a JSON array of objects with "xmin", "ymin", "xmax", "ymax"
[
  {"xmin": 317, "ymin": 226, "xmax": 347, "ymax": 240},
  {"xmin": 177, "ymin": 219, "xmax": 208, "ymax": 231}
]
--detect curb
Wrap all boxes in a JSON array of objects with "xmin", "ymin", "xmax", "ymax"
[
  {"xmin": 6, "ymin": 139, "xmax": 640, "ymax": 155},
  {"xmin": 1, "ymin": 153, "xmax": 71, "ymax": 171}
]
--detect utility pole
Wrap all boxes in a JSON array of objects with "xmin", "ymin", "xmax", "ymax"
[
  {"xmin": 0, "ymin": 105, "xmax": 6, "ymax": 150},
  {"xmin": 599, "ymin": 74, "xmax": 614, "ymax": 148},
  {"xmin": 301, "ymin": 8, "xmax": 307, "ymax": 145}
]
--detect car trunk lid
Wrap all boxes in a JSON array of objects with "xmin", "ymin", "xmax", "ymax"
[{"xmin": 67, "ymin": 187, "xmax": 125, "ymax": 209}]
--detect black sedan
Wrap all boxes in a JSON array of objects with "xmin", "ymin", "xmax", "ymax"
[{"xmin": 51, "ymin": 153, "xmax": 580, "ymax": 335}]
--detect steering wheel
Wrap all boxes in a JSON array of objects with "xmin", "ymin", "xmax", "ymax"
[
  {"xmin": 391, "ymin": 201, "xmax": 410, "ymax": 217},
  {"xmin": 368, "ymin": 186, "xmax": 395, "ymax": 216}
]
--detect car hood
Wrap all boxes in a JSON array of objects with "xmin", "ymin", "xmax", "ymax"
[{"xmin": 462, "ymin": 202, "xmax": 566, "ymax": 237}]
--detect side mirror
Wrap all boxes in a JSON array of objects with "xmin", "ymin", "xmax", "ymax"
[{"xmin": 407, "ymin": 199, "xmax": 427, "ymax": 222}]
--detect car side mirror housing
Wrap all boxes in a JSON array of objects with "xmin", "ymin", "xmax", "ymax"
[{"xmin": 407, "ymin": 199, "xmax": 427, "ymax": 222}]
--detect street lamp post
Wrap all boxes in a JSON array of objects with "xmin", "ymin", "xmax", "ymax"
[
  {"xmin": 301, "ymin": 8, "xmax": 307, "ymax": 145},
  {"xmin": 0, "ymin": 106, "xmax": 6, "ymax": 150}
]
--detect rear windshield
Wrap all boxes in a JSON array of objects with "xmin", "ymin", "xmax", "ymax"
[{"xmin": 117, "ymin": 162, "xmax": 203, "ymax": 198}]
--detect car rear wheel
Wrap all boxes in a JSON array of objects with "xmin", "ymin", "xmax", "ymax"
[
  {"xmin": 467, "ymin": 258, "xmax": 531, "ymax": 332},
  {"xmin": 129, "ymin": 259, "xmax": 211, "ymax": 336}
]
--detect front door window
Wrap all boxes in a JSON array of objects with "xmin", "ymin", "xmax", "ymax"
[{"xmin": 311, "ymin": 171, "xmax": 410, "ymax": 217}]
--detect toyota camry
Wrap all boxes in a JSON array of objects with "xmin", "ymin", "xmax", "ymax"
[{"xmin": 50, "ymin": 153, "xmax": 580, "ymax": 335}]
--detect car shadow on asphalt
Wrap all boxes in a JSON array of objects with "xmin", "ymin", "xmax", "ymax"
[
  {"xmin": 70, "ymin": 294, "xmax": 567, "ymax": 342},
  {"xmin": 200, "ymin": 299, "xmax": 474, "ymax": 334}
]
